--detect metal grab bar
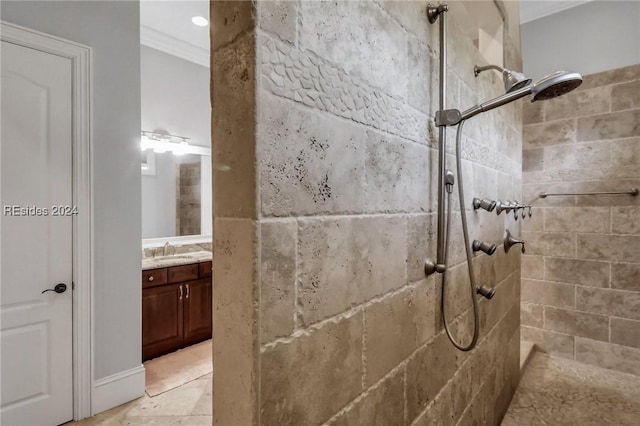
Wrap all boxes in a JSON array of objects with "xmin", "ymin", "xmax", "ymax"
[{"xmin": 539, "ymin": 188, "xmax": 639, "ymax": 198}]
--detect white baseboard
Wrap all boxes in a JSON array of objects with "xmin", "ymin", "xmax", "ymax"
[{"xmin": 92, "ymin": 365, "xmax": 146, "ymax": 415}]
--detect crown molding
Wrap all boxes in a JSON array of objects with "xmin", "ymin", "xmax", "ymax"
[
  {"xmin": 520, "ymin": 1, "xmax": 592, "ymax": 24},
  {"xmin": 140, "ymin": 25, "xmax": 209, "ymax": 68}
]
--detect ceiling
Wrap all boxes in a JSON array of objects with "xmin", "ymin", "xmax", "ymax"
[
  {"xmin": 520, "ymin": 0, "xmax": 593, "ymax": 24},
  {"xmin": 140, "ymin": 0, "xmax": 210, "ymax": 67}
]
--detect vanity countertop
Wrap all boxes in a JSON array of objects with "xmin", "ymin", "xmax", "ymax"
[{"xmin": 142, "ymin": 250, "xmax": 212, "ymax": 270}]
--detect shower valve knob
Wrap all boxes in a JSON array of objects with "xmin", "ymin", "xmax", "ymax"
[
  {"xmin": 504, "ymin": 230, "xmax": 525, "ymax": 253},
  {"xmin": 472, "ymin": 198, "xmax": 497, "ymax": 212},
  {"xmin": 472, "ymin": 240, "xmax": 497, "ymax": 256},
  {"xmin": 476, "ymin": 285, "xmax": 496, "ymax": 300},
  {"xmin": 495, "ymin": 200, "xmax": 515, "ymax": 215}
]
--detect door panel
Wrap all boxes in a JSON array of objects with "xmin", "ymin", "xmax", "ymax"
[
  {"xmin": 1, "ymin": 40, "xmax": 73, "ymax": 425},
  {"xmin": 184, "ymin": 278, "xmax": 212, "ymax": 345},
  {"xmin": 142, "ymin": 284, "xmax": 184, "ymax": 361}
]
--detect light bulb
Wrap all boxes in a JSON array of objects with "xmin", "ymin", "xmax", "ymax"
[{"xmin": 191, "ymin": 16, "xmax": 208, "ymax": 27}]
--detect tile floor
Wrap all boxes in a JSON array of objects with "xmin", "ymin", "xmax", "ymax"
[
  {"xmin": 502, "ymin": 351, "xmax": 640, "ymax": 426},
  {"xmin": 68, "ymin": 373, "xmax": 211, "ymax": 425}
]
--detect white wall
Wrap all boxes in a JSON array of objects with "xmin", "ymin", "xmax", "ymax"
[
  {"xmin": 522, "ymin": 1, "xmax": 640, "ymax": 80},
  {"xmin": 1, "ymin": 0, "xmax": 142, "ymax": 385}
]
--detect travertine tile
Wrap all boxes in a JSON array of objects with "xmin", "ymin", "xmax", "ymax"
[
  {"xmin": 260, "ymin": 220, "xmax": 296, "ymax": 343},
  {"xmin": 577, "ymin": 234, "xmax": 640, "ymax": 263},
  {"xmin": 522, "ymin": 181, "xmax": 576, "ymax": 206},
  {"xmin": 575, "ymin": 337, "xmax": 640, "ymax": 376},
  {"xmin": 297, "ymin": 216, "xmax": 406, "ymax": 325},
  {"xmin": 610, "ymin": 137, "xmax": 640, "ymax": 166},
  {"xmin": 503, "ymin": 352, "xmax": 640, "ymax": 426},
  {"xmin": 521, "ymin": 255, "xmax": 543, "ymax": 279},
  {"xmin": 611, "ymin": 262, "xmax": 640, "ymax": 292},
  {"xmin": 258, "ymin": 0, "xmax": 297, "ymax": 43},
  {"xmin": 520, "ymin": 326, "xmax": 574, "ymax": 358},
  {"xmin": 405, "ymin": 332, "xmax": 459, "ymax": 422},
  {"xmin": 406, "ymin": 214, "xmax": 436, "ymax": 282},
  {"xmin": 544, "ymin": 257, "xmax": 610, "ymax": 288},
  {"xmin": 577, "ymin": 110, "xmax": 640, "ymax": 141},
  {"xmin": 521, "ymin": 302, "xmax": 544, "ymax": 328},
  {"xmin": 521, "ymin": 279, "xmax": 575, "ymax": 309},
  {"xmin": 544, "ymin": 307, "xmax": 609, "ymax": 342},
  {"xmin": 522, "ymin": 148, "xmax": 543, "ymax": 172},
  {"xmin": 260, "ymin": 312, "xmax": 363, "ymax": 425},
  {"xmin": 523, "ymin": 100, "xmax": 543, "ymax": 125},
  {"xmin": 523, "ymin": 119, "xmax": 576, "ymax": 150},
  {"xmin": 612, "ymin": 80, "xmax": 640, "ymax": 111},
  {"xmin": 611, "ymin": 206, "xmax": 640, "ymax": 234},
  {"xmin": 363, "ymin": 282, "xmax": 436, "ymax": 386},
  {"xmin": 544, "ymin": 206, "xmax": 609, "ymax": 233},
  {"xmin": 211, "ymin": 1, "xmax": 255, "ymax": 50},
  {"xmin": 325, "ymin": 369, "xmax": 404, "ymax": 426},
  {"xmin": 611, "ymin": 317, "xmax": 640, "ymax": 349},
  {"xmin": 521, "ymin": 231, "xmax": 576, "ymax": 257},
  {"xmin": 576, "ymin": 286, "xmax": 640, "ymax": 320},
  {"xmin": 543, "ymin": 142, "xmax": 610, "ymax": 172},
  {"xmin": 544, "ymin": 85, "xmax": 611, "ymax": 120},
  {"xmin": 577, "ymin": 63, "xmax": 640, "ymax": 91},
  {"xmin": 574, "ymin": 179, "xmax": 640, "ymax": 207}
]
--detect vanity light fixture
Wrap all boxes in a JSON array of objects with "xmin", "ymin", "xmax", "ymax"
[
  {"xmin": 141, "ymin": 131, "xmax": 211, "ymax": 156},
  {"xmin": 191, "ymin": 16, "xmax": 208, "ymax": 27}
]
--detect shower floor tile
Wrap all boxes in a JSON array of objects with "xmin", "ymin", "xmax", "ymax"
[{"xmin": 502, "ymin": 351, "xmax": 640, "ymax": 426}]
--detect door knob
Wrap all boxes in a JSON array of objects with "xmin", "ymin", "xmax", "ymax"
[{"xmin": 42, "ymin": 283, "xmax": 67, "ymax": 294}]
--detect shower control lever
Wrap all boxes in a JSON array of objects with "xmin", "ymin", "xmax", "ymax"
[
  {"xmin": 476, "ymin": 285, "xmax": 496, "ymax": 299},
  {"xmin": 472, "ymin": 198, "xmax": 496, "ymax": 212},
  {"xmin": 504, "ymin": 230, "xmax": 525, "ymax": 253},
  {"xmin": 495, "ymin": 200, "xmax": 516, "ymax": 215},
  {"xmin": 472, "ymin": 240, "xmax": 497, "ymax": 256}
]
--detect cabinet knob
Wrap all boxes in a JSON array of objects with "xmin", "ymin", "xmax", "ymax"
[{"xmin": 148, "ymin": 276, "xmax": 154, "ymax": 282}]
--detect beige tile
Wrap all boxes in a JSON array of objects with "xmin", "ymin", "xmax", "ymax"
[
  {"xmin": 521, "ymin": 255, "xmax": 543, "ymax": 279},
  {"xmin": 523, "ymin": 100, "xmax": 543, "ymax": 125},
  {"xmin": 523, "ymin": 148, "xmax": 543, "ymax": 172},
  {"xmin": 611, "ymin": 317, "xmax": 640, "ymax": 349},
  {"xmin": 126, "ymin": 379, "xmax": 208, "ymax": 417},
  {"xmin": 544, "ymin": 206, "xmax": 609, "ymax": 233},
  {"xmin": 576, "ymin": 286, "xmax": 640, "ymax": 321},
  {"xmin": 521, "ymin": 302, "xmax": 544, "ymax": 328},
  {"xmin": 544, "ymin": 85, "xmax": 611, "ymax": 120},
  {"xmin": 574, "ymin": 179, "xmax": 640, "ymax": 207},
  {"xmin": 611, "ymin": 262, "xmax": 640, "ymax": 292},
  {"xmin": 522, "ymin": 279, "xmax": 575, "ymax": 309},
  {"xmin": 575, "ymin": 337, "xmax": 640, "ymax": 376},
  {"xmin": 520, "ymin": 326, "xmax": 574, "ymax": 359},
  {"xmin": 610, "ymin": 137, "xmax": 640, "ymax": 166},
  {"xmin": 297, "ymin": 216, "xmax": 406, "ymax": 325},
  {"xmin": 523, "ymin": 181, "xmax": 576, "ymax": 206},
  {"xmin": 611, "ymin": 206, "xmax": 640, "ymax": 234},
  {"xmin": 260, "ymin": 220, "xmax": 296, "ymax": 343},
  {"xmin": 258, "ymin": 0, "xmax": 297, "ymax": 43},
  {"xmin": 363, "ymin": 282, "xmax": 436, "ymax": 386},
  {"xmin": 544, "ymin": 307, "xmax": 609, "ymax": 342},
  {"xmin": 577, "ymin": 64, "xmax": 640, "ymax": 91},
  {"xmin": 612, "ymin": 80, "xmax": 640, "ymax": 111},
  {"xmin": 212, "ymin": 34, "xmax": 257, "ymax": 219},
  {"xmin": 523, "ymin": 119, "xmax": 576, "ymax": 150},
  {"xmin": 405, "ymin": 332, "xmax": 459, "ymax": 422},
  {"xmin": 577, "ymin": 110, "xmax": 640, "ymax": 141},
  {"xmin": 521, "ymin": 207, "xmax": 544, "ymax": 232},
  {"xmin": 212, "ymin": 219, "xmax": 258, "ymax": 426},
  {"xmin": 325, "ymin": 369, "xmax": 404, "ymax": 426},
  {"xmin": 211, "ymin": 1, "xmax": 255, "ymax": 50},
  {"xmin": 407, "ymin": 214, "xmax": 436, "ymax": 282},
  {"xmin": 260, "ymin": 312, "xmax": 363, "ymax": 425},
  {"xmin": 521, "ymin": 231, "xmax": 576, "ymax": 258},
  {"xmin": 543, "ymin": 142, "xmax": 610, "ymax": 172},
  {"xmin": 544, "ymin": 257, "xmax": 610, "ymax": 288},
  {"xmin": 577, "ymin": 234, "xmax": 640, "ymax": 263}
]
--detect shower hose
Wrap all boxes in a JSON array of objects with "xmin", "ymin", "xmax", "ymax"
[{"xmin": 441, "ymin": 119, "xmax": 480, "ymax": 351}]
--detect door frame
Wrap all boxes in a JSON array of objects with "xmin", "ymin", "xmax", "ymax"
[{"xmin": 1, "ymin": 21, "xmax": 93, "ymax": 420}]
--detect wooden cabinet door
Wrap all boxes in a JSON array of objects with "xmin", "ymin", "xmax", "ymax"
[
  {"xmin": 183, "ymin": 278, "xmax": 212, "ymax": 345},
  {"xmin": 142, "ymin": 283, "xmax": 184, "ymax": 361}
]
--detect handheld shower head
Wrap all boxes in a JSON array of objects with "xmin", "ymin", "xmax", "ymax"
[
  {"xmin": 531, "ymin": 71, "xmax": 583, "ymax": 101},
  {"xmin": 474, "ymin": 64, "xmax": 532, "ymax": 93}
]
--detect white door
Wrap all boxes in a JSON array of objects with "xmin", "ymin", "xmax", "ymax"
[{"xmin": 1, "ymin": 39, "xmax": 74, "ymax": 426}]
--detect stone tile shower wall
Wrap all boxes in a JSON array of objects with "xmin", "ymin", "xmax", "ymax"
[
  {"xmin": 521, "ymin": 63, "xmax": 640, "ymax": 376},
  {"xmin": 177, "ymin": 161, "xmax": 201, "ymax": 236},
  {"xmin": 212, "ymin": 1, "xmax": 523, "ymax": 425}
]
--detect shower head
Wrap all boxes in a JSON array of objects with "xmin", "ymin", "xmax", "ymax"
[
  {"xmin": 474, "ymin": 64, "xmax": 532, "ymax": 93},
  {"xmin": 458, "ymin": 70, "xmax": 583, "ymax": 123},
  {"xmin": 531, "ymin": 71, "xmax": 583, "ymax": 101}
]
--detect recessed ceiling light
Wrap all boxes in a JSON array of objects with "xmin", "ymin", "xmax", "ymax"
[{"xmin": 191, "ymin": 16, "xmax": 209, "ymax": 27}]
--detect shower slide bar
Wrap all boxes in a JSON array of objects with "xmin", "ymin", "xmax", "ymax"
[{"xmin": 539, "ymin": 188, "xmax": 639, "ymax": 198}]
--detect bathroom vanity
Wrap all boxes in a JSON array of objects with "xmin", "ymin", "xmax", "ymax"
[{"xmin": 141, "ymin": 254, "xmax": 212, "ymax": 361}]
